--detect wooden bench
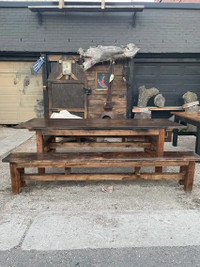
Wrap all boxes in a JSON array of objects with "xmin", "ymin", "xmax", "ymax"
[{"xmin": 2, "ymin": 151, "xmax": 200, "ymax": 194}]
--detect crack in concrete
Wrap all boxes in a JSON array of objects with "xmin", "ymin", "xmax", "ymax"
[{"xmin": 14, "ymin": 219, "xmax": 33, "ymax": 249}]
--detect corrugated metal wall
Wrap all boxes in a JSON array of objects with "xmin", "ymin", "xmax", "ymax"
[{"xmin": 0, "ymin": 61, "xmax": 44, "ymax": 124}]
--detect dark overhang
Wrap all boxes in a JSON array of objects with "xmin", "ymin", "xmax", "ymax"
[
  {"xmin": 28, "ymin": 5, "xmax": 144, "ymax": 13},
  {"xmin": 0, "ymin": 1, "xmax": 200, "ymax": 10}
]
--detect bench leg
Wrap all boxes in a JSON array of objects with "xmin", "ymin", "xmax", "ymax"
[
  {"xmin": 65, "ymin": 168, "xmax": 71, "ymax": 175},
  {"xmin": 10, "ymin": 164, "xmax": 21, "ymax": 194},
  {"xmin": 135, "ymin": 167, "xmax": 141, "ymax": 175},
  {"xmin": 18, "ymin": 168, "xmax": 26, "ymax": 187},
  {"xmin": 179, "ymin": 166, "xmax": 187, "ymax": 185},
  {"xmin": 184, "ymin": 162, "xmax": 195, "ymax": 192},
  {"xmin": 155, "ymin": 129, "xmax": 165, "ymax": 173},
  {"xmin": 36, "ymin": 131, "xmax": 45, "ymax": 174}
]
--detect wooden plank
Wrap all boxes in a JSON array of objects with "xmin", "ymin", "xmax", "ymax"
[
  {"xmin": 101, "ymin": 0, "xmax": 105, "ymax": 9},
  {"xmin": 48, "ymin": 55, "xmax": 62, "ymax": 62},
  {"xmin": 15, "ymin": 161, "xmax": 190, "ymax": 169},
  {"xmin": 172, "ymin": 112, "xmax": 200, "ymax": 123},
  {"xmin": 49, "ymin": 142, "xmax": 152, "ymax": 149},
  {"xmin": 49, "ymin": 108, "xmax": 85, "ymax": 113},
  {"xmin": 58, "ymin": 0, "xmax": 64, "ymax": 9},
  {"xmin": 17, "ymin": 118, "xmax": 185, "ymax": 131},
  {"xmin": 42, "ymin": 129, "xmax": 160, "ymax": 137},
  {"xmin": 21, "ymin": 173, "xmax": 184, "ymax": 181},
  {"xmin": 3, "ymin": 151, "xmax": 200, "ymax": 164},
  {"xmin": 149, "ymin": 107, "xmax": 183, "ymax": 111}
]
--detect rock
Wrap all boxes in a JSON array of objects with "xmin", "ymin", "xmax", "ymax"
[
  {"xmin": 137, "ymin": 85, "xmax": 159, "ymax": 108},
  {"xmin": 182, "ymin": 91, "xmax": 200, "ymax": 132},
  {"xmin": 182, "ymin": 91, "xmax": 198, "ymax": 103},
  {"xmin": 154, "ymin": 94, "xmax": 165, "ymax": 108},
  {"xmin": 134, "ymin": 111, "xmax": 151, "ymax": 119}
]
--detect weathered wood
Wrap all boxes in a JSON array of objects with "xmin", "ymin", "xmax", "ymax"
[
  {"xmin": 49, "ymin": 108, "xmax": 85, "ymax": 113},
  {"xmin": 135, "ymin": 167, "xmax": 141, "ymax": 175},
  {"xmin": 3, "ymin": 151, "xmax": 199, "ymax": 193},
  {"xmin": 171, "ymin": 112, "xmax": 200, "ymax": 124},
  {"xmin": 179, "ymin": 166, "xmax": 187, "ymax": 185},
  {"xmin": 10, "ymin": 164, "xmax": 21, "ymax": 194},
  {"xmin": 184, "ymin": 161, "xmax": 195, "ymax": 191},
  {"xmin": 18, "ymin": 118, "xmax": 185, "ymax": 131},
  {"xmin": 49, "ymin": 141, "xmax": 152, "ymax": 149},
  {"xmin": 36, "ymin": 131, "xmax": 45, "ymax": 174},
  {"xmin": 165, "ymin": 130, "xmax": 172, "ymax": 142},
  {"xmin": 18, "ymin": 168, "xmax": 26, "ymax": 187},
  {"xmin": 65, "ymin": 168, "xmax": 71, "ymax": 175},
  {"xmin": 21, "ymin": 173, "xmax": 184, "ymax": 181},
  {"xmin": 155, "ymin": 129, "xmax": 165, "ymax": 172},
  {"xmin": 4, "ymin": 152, "xmax": 200, "ymax": 166},
  {"xmin": 41, "ymin": 129, "xmax": 160, "ymax": 137}
]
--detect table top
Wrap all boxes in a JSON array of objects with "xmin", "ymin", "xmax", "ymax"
[
  {"xmin": 172, "ymin": 112, "xmax": 200, "ymax": 123},
  {"xmin": 132, "ymin": 106, "xmax": 184, "ymax": 112},
  {"xmin": 17, "ymin": 118, "xmax": 185, "ymax": 131}
]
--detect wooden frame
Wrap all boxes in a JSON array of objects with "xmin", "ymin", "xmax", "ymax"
[
  {"xmin": 62, "ymin": 60, "xmax": 72, "ymax": 75},
  {"xmin": 3, "ymin": 151, "xmax": 200, "ymax": 194},
  {"xmin": 48, "ymin": 80, "xmax": 87, "ymax": 118},
  {"xmin": 96, "ymin": 71, "xmax": 109, "ymax": 90}
]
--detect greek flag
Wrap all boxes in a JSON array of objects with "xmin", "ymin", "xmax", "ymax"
[{"xmin": 33, "ymin": 56, "xmax": 45, "ymax": 73}]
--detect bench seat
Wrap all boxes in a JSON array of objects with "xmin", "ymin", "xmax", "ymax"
[{"xmin": 2, "ymin": 151, "xmax": 200, "ymax": 194}]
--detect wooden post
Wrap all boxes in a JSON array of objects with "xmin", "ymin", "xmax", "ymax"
[
  {"xmin": 65, "ymin": 168, "xmax": 71, "ymax": 175},
  {"xmin": 184, "ymin": 162, "xmax": 195, "ymax": 191},
  {"xmin": 36, "ymin": 131, "xmax": 45, "ymax": 174},
  {"xmin": 18, "ymin": 168, "xmax": 26, "ymax": 187},
  {"xmin": 10, "ymin": 164, "xmax": 21, "ymax": 194},
  {"xmin": 155, "ymin": 129, "xmax": 165, "ymax": 172},
  {"xmin": 179, "ymin": 166, "xmax": 187, "ymax": 185}
]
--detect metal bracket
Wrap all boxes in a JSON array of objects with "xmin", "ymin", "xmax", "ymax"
[
  {"xmin": 83, "ymin": 88, "xmax": 92, "ymax": 95},
  {"xmin": 132, "ymin": 12, "xmax": 137, "ymax": 27},
  {"xmin": 37, "ymin": 12, "xmax": 43, "ymax": 25}
]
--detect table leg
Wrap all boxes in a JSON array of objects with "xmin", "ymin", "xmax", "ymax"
[
  {"xmin": 195, "ymin": 126, "xmax": 200, "ymax": 155},
  {"xmin": 173, "ymin": 116, "xmax": 179, "ymax": 147},
  {"xmin": 155, "ymin": 129, "xmax": 165, "ymax": 172},
  {"xmin": 36, "ymin": 131, "xmax": 45, "ymax": 174}
]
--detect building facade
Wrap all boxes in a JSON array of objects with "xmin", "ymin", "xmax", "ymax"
[{"xmin": 0, "ymin": 1, "xmax": 200, "ymax": 123}]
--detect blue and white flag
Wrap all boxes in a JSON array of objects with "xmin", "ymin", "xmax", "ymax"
[{"xmin": 33, "ymin": 56, "xmax": 45, "ymax": 73}]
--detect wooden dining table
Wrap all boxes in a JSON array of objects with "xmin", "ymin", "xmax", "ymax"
[
  {"xmin": 172, "ymin": 111, "xmax": 200, "ymax": 155},
  {"xmin": 3, "ymin": 118, "xmax": 195, "ymax": 193},
  {"xmin": 18, "ymin": 118, "xmax": 185, "ymax": 156}
]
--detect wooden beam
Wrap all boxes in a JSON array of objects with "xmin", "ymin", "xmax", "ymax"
[
  {"xmin": 101, "ymin": 0, "xmax": 105, "ymax": 9},
  {"xmin": 22, "ymin": 172, "xmax": 184, "ymax": 181},
  {"xmin": 59, "ymin": 0, "xmax": 64, "ymax": 9},
  {"xmin": 49, "ymin": 141, "xmax": 152, "ymax": 149}
]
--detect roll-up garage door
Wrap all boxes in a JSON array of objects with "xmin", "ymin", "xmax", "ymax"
[
  {"xmin": 132, "ymin": 58, "xmax": 200, "ymax": 107},
  {"xmin": 0, "ymin": 61, "xmax": 43, "ymax": 124}
]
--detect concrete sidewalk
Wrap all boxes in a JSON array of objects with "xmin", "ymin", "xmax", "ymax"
[
  {"xmin": 0, "ymin": 127, "xmax": 200, "ymax": 266},
  {"xmin": 0, "ymin": 126, "xmax": 34, "ymax": 158}
]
